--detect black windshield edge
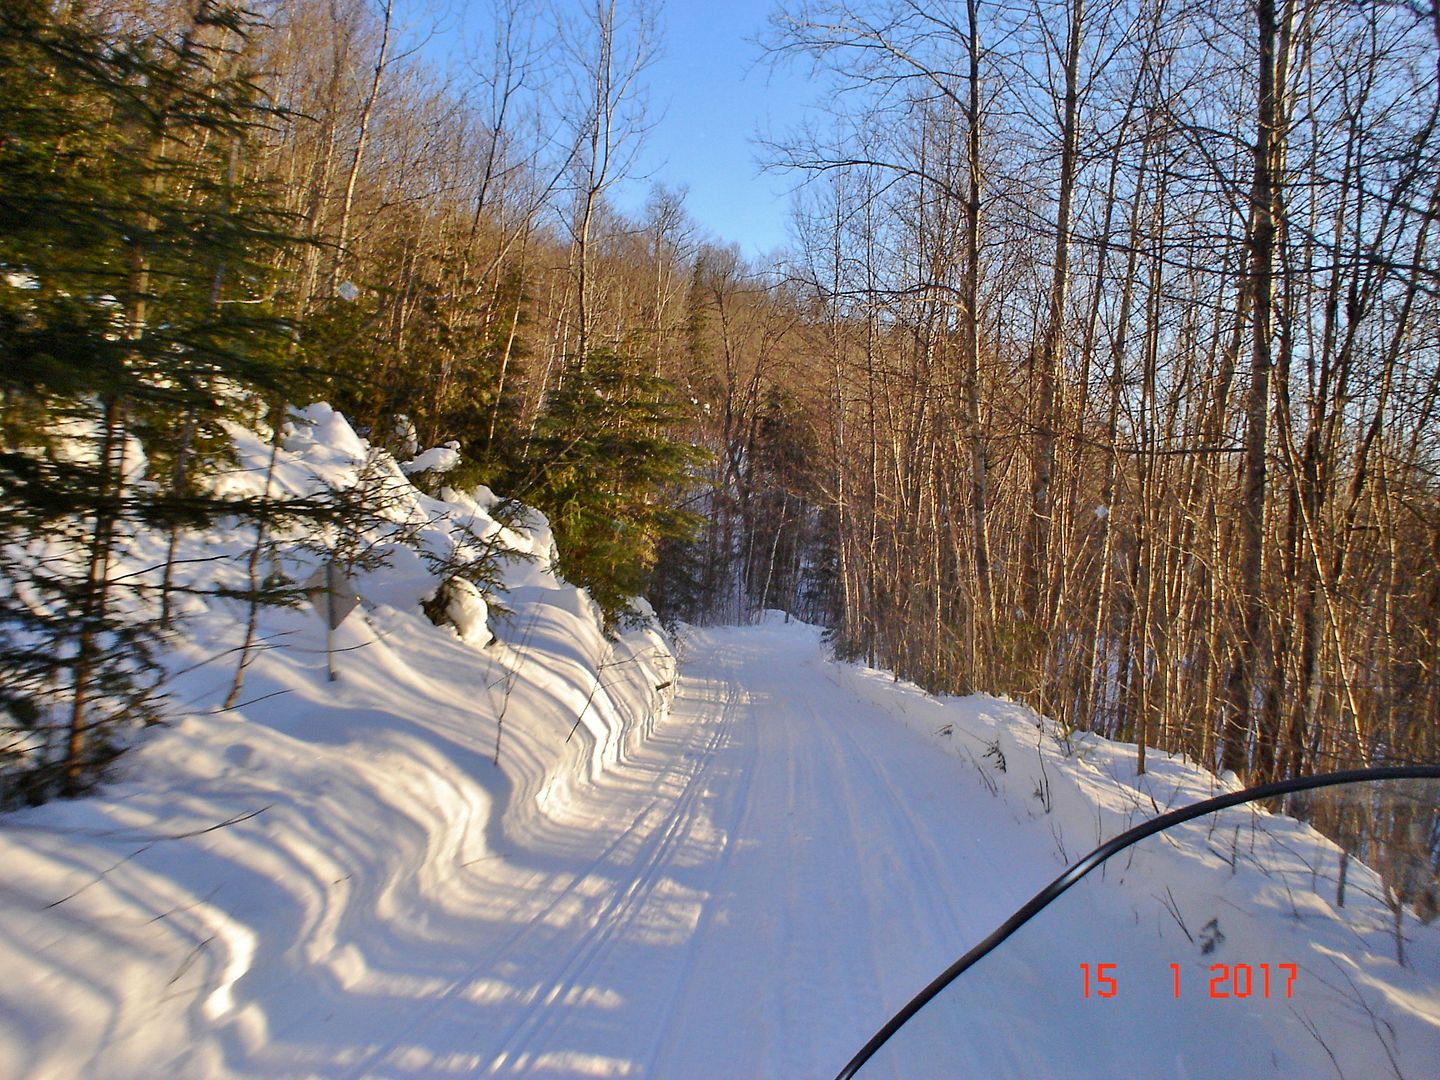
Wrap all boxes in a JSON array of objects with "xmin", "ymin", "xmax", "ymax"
[{"xmin": 835, "ymin": 763, "xmax": 1440, "ymax": 1080}]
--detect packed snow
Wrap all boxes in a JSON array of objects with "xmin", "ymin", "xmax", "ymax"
[{"xmin": 1, "ymin": 407, "xmax": 1436, "ymax": 1079}]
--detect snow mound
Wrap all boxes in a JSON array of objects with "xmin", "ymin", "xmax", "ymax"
[
  {"xmin": 0, "ymin": 404, "xmax": 675, "ymax": 1079},
  {"xmin": 438, "ymin": 575, "xmax": 492, "ymax": 646},
  {"xmin": 400, "ymin": 442, "xmax": 461, "ymax": 476}
]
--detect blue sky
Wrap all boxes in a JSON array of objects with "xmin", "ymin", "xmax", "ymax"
[
  {"xmin": 612, "ymin": 1, "xmax": 811, "ymax": 260},
  {"xmin": 414, "ymin": 0, "xmax": 815, "ymax": 262}
]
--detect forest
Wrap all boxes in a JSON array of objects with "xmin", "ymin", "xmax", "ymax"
[{"xmin": 1, "ymin": 0, "xmax": 1437, "ymax": 816}]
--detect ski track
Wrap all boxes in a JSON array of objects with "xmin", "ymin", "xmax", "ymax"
[
  {"xmin": 340, "ymin": 782, "xmax": 679, "ymax": 1079},
  {"xmin": 337, "ymin": 691, "xmax": 736, "ymax": 1077},
  {"xmin": 237, "ymin": 623, "xmax": 1047, "ymax": 1079},
  {"xmin": 632, "ymin": 687, "xmax": 760, "ymax": 1078},
  {"xmin": 448, "ymin": 623, "xmax": 1027, "ymax": 1080},
  {"xmin": 482, "ymin": 707, "xmax": 738, "ymax": 1075}
]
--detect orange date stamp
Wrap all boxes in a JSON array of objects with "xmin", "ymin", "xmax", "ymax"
[{"xmin": 1080, "ymin": 963, "xmax": 1299, "ymax": 999}]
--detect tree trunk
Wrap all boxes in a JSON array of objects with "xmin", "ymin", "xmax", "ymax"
[
  {"xmin": 1222, "ymin": 0, "xmax": 1282, "ymax": 779},
  {"xmin": 1023, "ymin": 0, "xmax": 1084, "ymax": 631},
  {"xmin": 963, "ymin": 0, "xmax": 996, "ymax": 679},
  {"xmin": 331, "ymin": 0, "xmax": 392, "ymax": 297}
]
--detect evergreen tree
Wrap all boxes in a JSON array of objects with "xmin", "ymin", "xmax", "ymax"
[
  {"xmin": 520, "ymin": 349, "xmax": 704, "ymax": 625},
  {"xmin": 0, "ymin": 1, "xmax": 309, "ymax": 804}
]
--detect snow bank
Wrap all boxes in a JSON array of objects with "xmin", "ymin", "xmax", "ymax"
[
  {"xmin": 0, "ymin": 404, "xmax": 675, "ymax": 1079},
  {"xmin": 820, "ymin": 655, "xmax": 1440, "ymax": 1079}
]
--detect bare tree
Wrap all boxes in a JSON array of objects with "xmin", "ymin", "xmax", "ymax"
[{"xmin": 559, "ymin": 0, "xmax": 657, "ymax": 364}]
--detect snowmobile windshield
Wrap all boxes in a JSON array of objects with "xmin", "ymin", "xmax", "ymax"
[{"xmin": 841, "ymin": 767, "xmax": 1440, "ymax": 1079}]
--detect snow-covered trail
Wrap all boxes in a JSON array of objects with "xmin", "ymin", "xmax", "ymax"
[
  {"xmin": 8, "ymin": 608, "xmax": 1433, "ymax": 1079},
  {"xmin": 253, "ymin": 619, "xmax": 1045, "ymax": 1080},
  {"xmin": 214, "ymin": 617, "xmax": 1439, "ymax": 1080},
  {"xmin": 639, "ymin": 622, "xmax": 1055, "ymax": 1078},
  {"xmin": 372, "ymin": 619, "xmax": 1056, "ymax": 1079}
]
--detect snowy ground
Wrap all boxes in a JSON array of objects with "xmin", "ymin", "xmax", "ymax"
[{"xmin": 2, "ymin": 409, "xmax": 1437, "ymax": 1079}]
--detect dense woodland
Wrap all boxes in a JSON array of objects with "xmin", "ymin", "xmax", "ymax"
[
  {"xmin": 1, "ymin": 0, "xmax": 1437, "ymax": 825},
  {"xmin": 768, "ymin": 0, "xmax": 1440, "ymax": 793}
]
